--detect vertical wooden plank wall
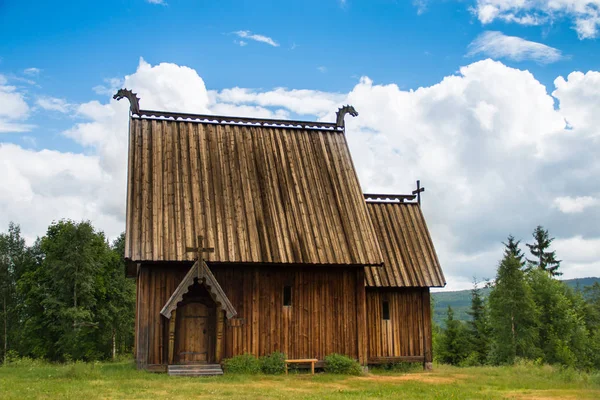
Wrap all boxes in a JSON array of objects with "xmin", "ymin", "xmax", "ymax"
[
  {"xmin": 212, "ymin": 265, "xmax": 360, "ymax": 362},
  {"xmin": 365, "ymin": 288, "xmax": 432, "ymax": 361},
  {"xmin": 135, "ymin": 263, "xmax": 364, "ymax": 368},
  {"xmin": 135, "ymin": 264, "xmax": 189, "ymax": 368}
]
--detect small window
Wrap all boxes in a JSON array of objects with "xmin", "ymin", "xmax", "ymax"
[
  {"xmin": 283, "ymin": 286, "xmax": 292, "ymax": 306},
  {"xmin": 382, "ymin": 300, "xmax": 390, "ymax": 320}
]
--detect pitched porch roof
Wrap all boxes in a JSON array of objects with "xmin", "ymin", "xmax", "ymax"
[{"xmin": 160, "ymin": 261, "xmax": 237, "ymax": 319}]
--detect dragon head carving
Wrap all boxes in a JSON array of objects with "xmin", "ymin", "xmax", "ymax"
[
  {"xmin": 113, "ymin": 88, "xmax": 140, "ymax": 114},
  {"xmin": 336, "ymin": 105, "xmax": 359, "ymax": 128}
]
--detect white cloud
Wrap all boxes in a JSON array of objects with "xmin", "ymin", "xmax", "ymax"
[
  {"xmin": 473, "ymin": 0, "xmax": 600, "ymax": 39},
  {"xmin": 212, "ymin": 86, "xmax": 345, "ymax": 117},
  {"xmin": 554, "ymin": 196, "xmax": 598, "ymax": 213},
  {"xmin": 317, "ymin": 66, "xmax": 327, "ymax": 73},
  {"xmin": 234, "ymin": 40, "xmax": 248, "ymax": 47},
  {"xmin": 467, "ymin": 31, "xmax": 563, "ymax": 64},
  {"xmin": 233, "ymin": 30, "xmax": 279, "ymax": 47},
  {"xmin": 23, "ymin": 67, "xmax": 41, "ymax": 76},
  {"xmin": 146, "ymin": 0, "xmax": 166, "ymax": 4},
  {"xmin": 36, "ymin": 96, "xmax": 72, "ymax": 113},
  {"xmin": 0, "ymin": 75, "xmax": 33, "ymax": 133},
  {"xmin": 93, "ymin": 77, "xmax": 123, "ymax": 96},
  {"xmin": 2, "ymin": 58, "xmax": 600, "ymax": 288}
]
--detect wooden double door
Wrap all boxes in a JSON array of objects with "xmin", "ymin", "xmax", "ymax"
[{"xmin": 173, "ymin": 299, "xmax": 216, "ymax": 364}]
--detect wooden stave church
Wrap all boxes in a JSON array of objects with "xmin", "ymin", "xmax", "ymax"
[{"xmin": 116, "ymin": 89, "xmax": 445, "ymax": 372}]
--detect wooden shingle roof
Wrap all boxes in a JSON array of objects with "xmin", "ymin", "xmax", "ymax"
[
  {"xmin": 124, "ymin": 110, "xmax": 384, "ymax": 266},
  {"xmin": 364, "ymin": 200, "xmax": 445, "ymax": 288}
]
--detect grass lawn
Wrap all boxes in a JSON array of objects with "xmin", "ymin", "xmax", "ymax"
[{"xmin": 1, "ymin": 359, "xmax": 599, "ymax": 399}]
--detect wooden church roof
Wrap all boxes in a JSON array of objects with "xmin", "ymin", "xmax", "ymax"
[
  {"xmin": 121, "ymin": 96, "xmax": 384, "ymax": 266},
  {"xmin": 363, "ymin": 198, "xmax": 445, "ymax": 288}
]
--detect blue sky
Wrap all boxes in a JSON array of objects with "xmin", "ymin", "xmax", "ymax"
[
  {"xmin": 1, "ymin": 0, "xmax": 598, "ymax": 150},
  {"xmin": 1, "ymin": 0, "xmax": 600, "ymax": 289}
]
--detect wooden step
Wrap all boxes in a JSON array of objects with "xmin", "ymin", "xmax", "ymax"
[{"xmin": 168, "ymin": 364, "xmax": 223, "ymax": 377}]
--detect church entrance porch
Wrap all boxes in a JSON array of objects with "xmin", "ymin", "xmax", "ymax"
[{"xmin": 173, "ymin": 281, "xmax": 216, "ymax": 364}]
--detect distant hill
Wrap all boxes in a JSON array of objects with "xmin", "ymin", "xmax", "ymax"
[{"xmin": 431, "ymin": 277, "xmax": 600, "ymax": 327}]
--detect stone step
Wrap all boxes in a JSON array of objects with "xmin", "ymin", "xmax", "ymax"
[
  {"xmin": 169, "ymin": 371, "xmax": 223, "ymax": 376},
  {"xmin": 168, "ymin": 364, "xmax": 224, "ymax": 377},
  {"xmin": 169, "ymin": 364, "xmax": 222, "ymax": 370}
]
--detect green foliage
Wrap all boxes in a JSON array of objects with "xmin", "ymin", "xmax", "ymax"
[
  {"xmin": 223, "ymin": 354, "xmax": 261, "ymax": 374},
  {"xmin": 323, "ymin": 353, "xmax": 362, "ymax": 375},
  {"xmin": 466, "ymin": 279, "xmax": 490, "ymax": 365},
  {"xmin": 526, "ymin": 225, "xmax": 562, "ymax": 276},
  {"xmin": 436, "ymin": 306, "xmax": 470, "ymax": 365},
  {"xmin": 431, "ymin": 277, "xmax": 599, "ymax": 327},
  {"xmin": 528, "ymin": 269, "xmax": 590, "ymax": 368},
  {"xmin": 0, "ymin": 223, "xmax": 28, "ymax": 363},
  {"xmin": 259, "ymin": 352, "xmax": 286, "ymax": 374},
  {"xmin": 371, "ymin": 362, "xmax": 420, "ymax": 373},
  {"xmin": 0, "ymin": 221, "xmax": 134, "ymax": 362},
  {"xmin": 488, "ymin": 254, "xmax": 539, "ymax": 365},
  {"xmin": 502, "ymin": 234, "xmax": 525, "ymax": 267}
]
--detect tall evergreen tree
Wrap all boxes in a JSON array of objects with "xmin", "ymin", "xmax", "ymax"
[
  {"xmin": 526, "ymin": 226, "xmax": 561, "ymax": 276},
  {"xmin": 467, "ymin": 279, "xmax": 490, "ymax": 364},
  {"xmin": 502, "ymin": 235, "xmax": 525, "ymax": 267},
  {"xmin": 437, "ymin": 306, "xmax": 470, "ymax": 365},
  {"xmin": 528, "ymin": 269, "xmax": 588, "ymax": 367},
  {"xmin": 488, "ymin": 253, "xmax": 538, "ymax": 364}
]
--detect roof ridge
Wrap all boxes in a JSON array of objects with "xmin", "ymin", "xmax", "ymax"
[
  {"xmin": 130, "ymin": 109, "xmax": 343, "ymax": 131},
  {"xmin": 364, "ymin": 193, "xmax": 417, "ymax": 203}
]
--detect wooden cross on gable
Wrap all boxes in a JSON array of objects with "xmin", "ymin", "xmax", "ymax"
[
  {"xmin": 412, "ymin": 180, "xmax": 425, "ymax": 205},
  {"xmin": 186, "ymin": 235, "xmax": 215, "ymax": 278}
]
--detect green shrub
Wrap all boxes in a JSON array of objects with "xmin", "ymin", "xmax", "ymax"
[
  {"xmin": 260, "ymin": 352, "xmax": 286, "ymax": 374},
  {"xmin": 4, "ymin": 351, "xmax": 47, "ymax": 368},
  {"xmin": 460, "ymin": 352, "xmax": 483, "ymax": 367},
  {"xmin": 372, "ymin": 361, "xmax": 421, "ymax": 373},
  {"xmin": 223, "ymin": 354, "xmax": 261, "ymax": 374},
  {"xmin": 323, "ymin": 353, "xmax": 362, "ymax": 375}
]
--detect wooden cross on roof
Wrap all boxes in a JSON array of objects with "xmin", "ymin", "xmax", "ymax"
[
  {"xmin": 186, "ymin": 235, "xmax": 214, "ymax": 278},
  {"xmin": 412, "ymin": 180, "xmax": 425, "ymax": 205}
]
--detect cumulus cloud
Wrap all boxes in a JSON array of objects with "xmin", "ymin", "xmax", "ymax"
[
  {"xmin": 467, "ymin": 31, "xmax": 563, "ymax": 64},
  {"xmin": 93, "ymin": 77, "xmax": 123, "ymax": 96},
  {"xmin": 233, "ymin": 30, "xmax": 279, "ymax": 47},
  {"xmin": 2, "ymin": 58, "xmax": 600, "ymax": 290},
  {"xmin": 554, "ymin": 196, "xmax": 598, "ymax": 213},
  {"xmin": 146, "ymin": 0, "xmax": 166, "ymax": 4},
  {"xmin": 0, "ymin": 75, "xmax": 34, "ymax": 133},
  {"xmin": 212, "ymin": 87, "xmax": 345, "ymax": 117},
  {"xmin": 473, "ymin": 0, "xmax": 600, "ymax": 39}
]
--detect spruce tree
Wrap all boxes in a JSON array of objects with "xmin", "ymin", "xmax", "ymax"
[
  {"xmin": 526, "ymin": 226, "xmax": 562, "ymax": 276},
  {"xmin": 502, "ymin": 235, "xmax": 525, "ymax": 267},
  {"xmin": 438, "ymin": 306, "xmax": 469, "ymax": 365},
  {"xmin": 488, "ymin": 253, "xmax": 538, "ymax": 364},
  {"xmin": 467, "ymin": 280, "xmax": 490, "ymax": 364}
]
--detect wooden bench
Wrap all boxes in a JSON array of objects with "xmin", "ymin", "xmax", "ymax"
[{"xmin": 285, "ymin": 358, "xmax": 319, "ymax": 375}]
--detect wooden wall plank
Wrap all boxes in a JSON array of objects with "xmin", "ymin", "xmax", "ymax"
[{"xmin": 365, "ymin": 288, "xmax": 433, "ymax": 362}]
